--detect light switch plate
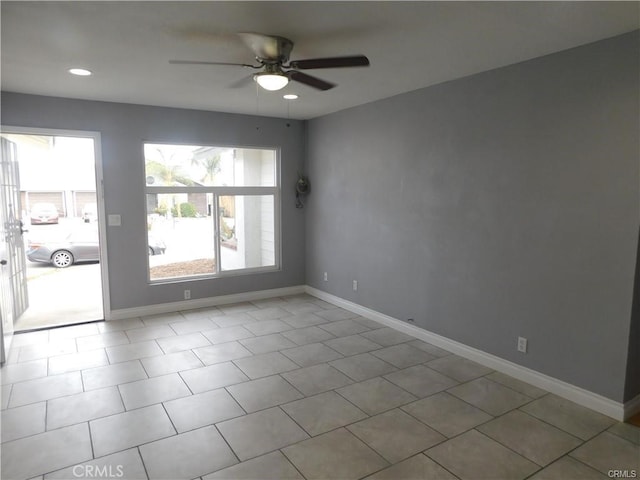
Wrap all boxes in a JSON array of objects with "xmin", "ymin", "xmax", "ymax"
[{"xmin": 108, "ymin": 214, "xmax": 121, "ymax": 226}]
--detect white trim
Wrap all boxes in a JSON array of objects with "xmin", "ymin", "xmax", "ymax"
[
  {"xmin": 104, "ymin": 281, "xmax": 634, "ymax": 421},
  {"xmin": 109, "ymin": 285, "xmax": 305, "ymax": 320},
  {"xmin": 0, "ymin": 125, "xmax": 111, "ymax": 321},
  {"xmin": 93, "ymin": 132, "xmax": 110, "ymax": 320},
  {"xmin": 624, "ymin": 392, "xmax": 640, "ymax": 420},
  {"xmin": 305, "ymin": 286, "xmax": 627, "ymax": 421},
  {"xmin": 146, "ymin": 186, "xmax": 276, "ymax": 195}
]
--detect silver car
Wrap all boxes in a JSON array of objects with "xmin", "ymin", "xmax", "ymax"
[
  {"xmin": 27, "ymin": 227, "xmax": 166, "ymax": 268},
  {"xmin": 30, "ymin": 202, "xmax": 60, "ymax": 224}
]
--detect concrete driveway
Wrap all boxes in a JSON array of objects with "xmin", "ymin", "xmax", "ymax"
[
  {"xmin": 16, "ymin": 227, "xmax": 104, "ymax": 330},
  {"xmin": 17, "ymin": 261, "xmax": 103, "ymax": 330}
]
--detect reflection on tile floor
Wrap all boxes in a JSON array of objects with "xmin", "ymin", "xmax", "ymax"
[{"xmin": 1, "ymin": 293, "xmax": 638, "ymax": 479}]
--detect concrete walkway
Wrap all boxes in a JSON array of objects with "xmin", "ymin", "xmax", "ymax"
[{"xmin": 15, "ymin": 262, "xmax": 103, "ymax": 331}]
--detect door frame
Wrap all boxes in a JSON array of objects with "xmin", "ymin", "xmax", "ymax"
[
  {"xmin": 0, "ymin": 136, "xmax": 21, "ymax": 362},
  {"xmin": 1, "ymin": 125, "xmax": 112, "ymax": 321}
]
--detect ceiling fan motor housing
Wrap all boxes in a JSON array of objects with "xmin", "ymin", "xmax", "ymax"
[
  {"xmin": 269, "ymin": 36, "xmax": 293, "ymax": 63},
  {"xmin": 242, "ymin": 33, "xmax": 293, "ymax": 63}
]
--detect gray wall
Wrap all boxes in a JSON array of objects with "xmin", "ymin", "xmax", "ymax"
[
  {"xmin": 305, "ymin": 31, "xmax": 639, "ymax": 402},
  {"xmin": 1, "ymin": 94, "xmax": 306, "ymax": 310},
  {"xmin": 625, "ymin": 228, "xmax": 640, "ymax": 402}
]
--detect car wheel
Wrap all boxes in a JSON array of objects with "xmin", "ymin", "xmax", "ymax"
[
  {"xmin": 51, "ymin": 250, "xmax": 74, "ymax": 268},
  {"xmin": 148, "ymin": 246, "xmax": 155, "ymax": 256}
]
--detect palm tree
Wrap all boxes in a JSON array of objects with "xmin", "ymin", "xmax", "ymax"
[
  {"xmin": 146, "ymin": 147, "xmax": 194, "ymax": 218},
  {"xmin": 201, "ymin": 154, "xmax": 221, "ymax": 184},
  {"xmin": 189, "ymin": 150, "xmax": 222, "ymax": 185}
]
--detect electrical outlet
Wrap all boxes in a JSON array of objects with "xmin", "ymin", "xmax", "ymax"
[
  {"xmin": 184, "ymin": 289, "xmax": 191, "ymax": 300},
  {"xmin": 517, "ymin": 336, "xmax": 527, "ymax": 353},
  {"xmin": 323, "ymin": 272, "xmax": 328, "ymax": 281},
  {"xmin": 353, "ymin": 280, "xmax": 358, "ymax": 291}
]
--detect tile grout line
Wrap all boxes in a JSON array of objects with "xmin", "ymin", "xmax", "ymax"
[
  {"xmin": 4, "ymin": 297, "xmax": 637, "ymax": 479},
  {"xmin": 514, "ymin": 394, "xmax": 615, "ymax": 441},
  {"xmin": 277, "ymin": 447, "xmax": 309, "ymax": 480},
  {"xmin": 212, "ymin": 415, "xmax": 244, "ymax": 466},
  {"xmin": 136, "ymin": 445, "xmax": 152, "ymax": 480}
]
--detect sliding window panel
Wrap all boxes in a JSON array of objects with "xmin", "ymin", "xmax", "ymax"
[
  {"xmin": 146, "ymin": 194, "xmax": 216, "ymax": 281},
  {"xmin": 219, "ymin": 195, "xmax": 276, "ymax": 272}
]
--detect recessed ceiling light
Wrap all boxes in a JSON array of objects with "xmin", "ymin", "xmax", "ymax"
[
  {"xmin": 68, "ymin": 68, "xmax": 92, "ymax": 76},
  {"xmin": 283, "ymin": 94, "xmax": 299, "ymax": 100}
]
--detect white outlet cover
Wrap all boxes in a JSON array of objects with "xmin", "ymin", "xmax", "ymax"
[
  {"xmin": 107, "ymin": 214, "xmax": 121, "ymax": 226},
  {"xmin": 517, "ymin": 337, "xmax": 527, "ymax": 353}
]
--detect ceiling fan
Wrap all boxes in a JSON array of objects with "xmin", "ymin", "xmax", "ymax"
[{"xmin": 169, "ymin": 32, "xmax": 370, "ymax": 92}]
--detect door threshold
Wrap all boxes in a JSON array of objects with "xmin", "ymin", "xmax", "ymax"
[{"xmin": 14, "ymin": 318, "xmax": 105, "ymax": 334}]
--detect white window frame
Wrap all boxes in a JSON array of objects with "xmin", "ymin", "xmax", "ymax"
[{"xmin": 144, "ymin": 144, "xmax": 281, "ymax": 284}]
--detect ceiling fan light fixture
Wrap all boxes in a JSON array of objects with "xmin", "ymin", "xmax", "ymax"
[{"xmin": 254, "ymin": 72, "xmax": 289, "ymax": 91}]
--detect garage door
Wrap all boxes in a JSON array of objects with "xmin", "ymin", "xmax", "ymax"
[
  {"xmin": 24, "ymin": 191, "xmax": 64, "ymax": 216},
  {"xmin": 75, "ymin": 191, "xmax": 97, "ymax": 217}
]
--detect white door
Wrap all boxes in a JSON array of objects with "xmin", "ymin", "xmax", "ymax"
[{"xmin": 0, "ymin": 137, "xmax": 29, "ymax": 363}]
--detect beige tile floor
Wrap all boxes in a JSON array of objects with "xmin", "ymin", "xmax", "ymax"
[{"xmin": 1, "ymin": 294, "xmax": 638, "ymax": 479}]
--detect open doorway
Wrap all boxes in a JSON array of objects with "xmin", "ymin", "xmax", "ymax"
[{"xmin": 0, "ymin": 131, "xmax": 105, "ymax": 331}]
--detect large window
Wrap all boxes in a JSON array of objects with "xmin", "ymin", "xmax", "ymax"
[{"xmin": 144, "ymin": 143, "xmax": 279, "ymax": 282}]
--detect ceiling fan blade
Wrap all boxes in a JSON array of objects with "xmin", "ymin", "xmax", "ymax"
[
  {"xmin": 288, "ymin": 71, "xmax": 335, "ymax": 91},
  {"xmin": 288, "ymin": 55, "xmax": 369, "ymax": 70},
  {"xmin": 169, "ymin": 60, "xmax": 258, "ymax": 68},
  {"xmin": 228, "ymin": 74, "xmax": 255, "ymax": 89}
]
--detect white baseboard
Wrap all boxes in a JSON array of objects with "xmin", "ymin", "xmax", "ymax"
[
  {"xmin": 107, "ymin": 283, "xmax": 632, "ymax": 421},
  {"xmin": 624, "ymin": 392, "xmax": 640, "ymax": 420},
  {"xmin": 305, "ymin": 286, "xmax": 627, "ymax": 421},
  {"xmin": 109, "ymin": 285, "xmax": 305, "ymax": 320}
]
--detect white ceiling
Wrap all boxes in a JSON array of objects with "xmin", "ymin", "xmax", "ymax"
[{"xmin": 1, "ymin": 1, "xmax": 638, "ymax": 120}]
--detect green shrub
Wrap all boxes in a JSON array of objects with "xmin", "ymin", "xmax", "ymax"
[
  {"xmin": 155, "ymin": 203, "xmax": 168, "ymax": 216},
  {"xmin": 220, "ymin": 219, "xmax": 234, "ymax": 239},
  {"xmin": 179, "ymin": 202, "xmax": 197, "ymax": 218}
]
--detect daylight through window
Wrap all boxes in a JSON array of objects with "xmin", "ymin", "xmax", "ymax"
[{"xmin": 144, "ymin": 143, "xmax": 279, "ymax": 281}]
